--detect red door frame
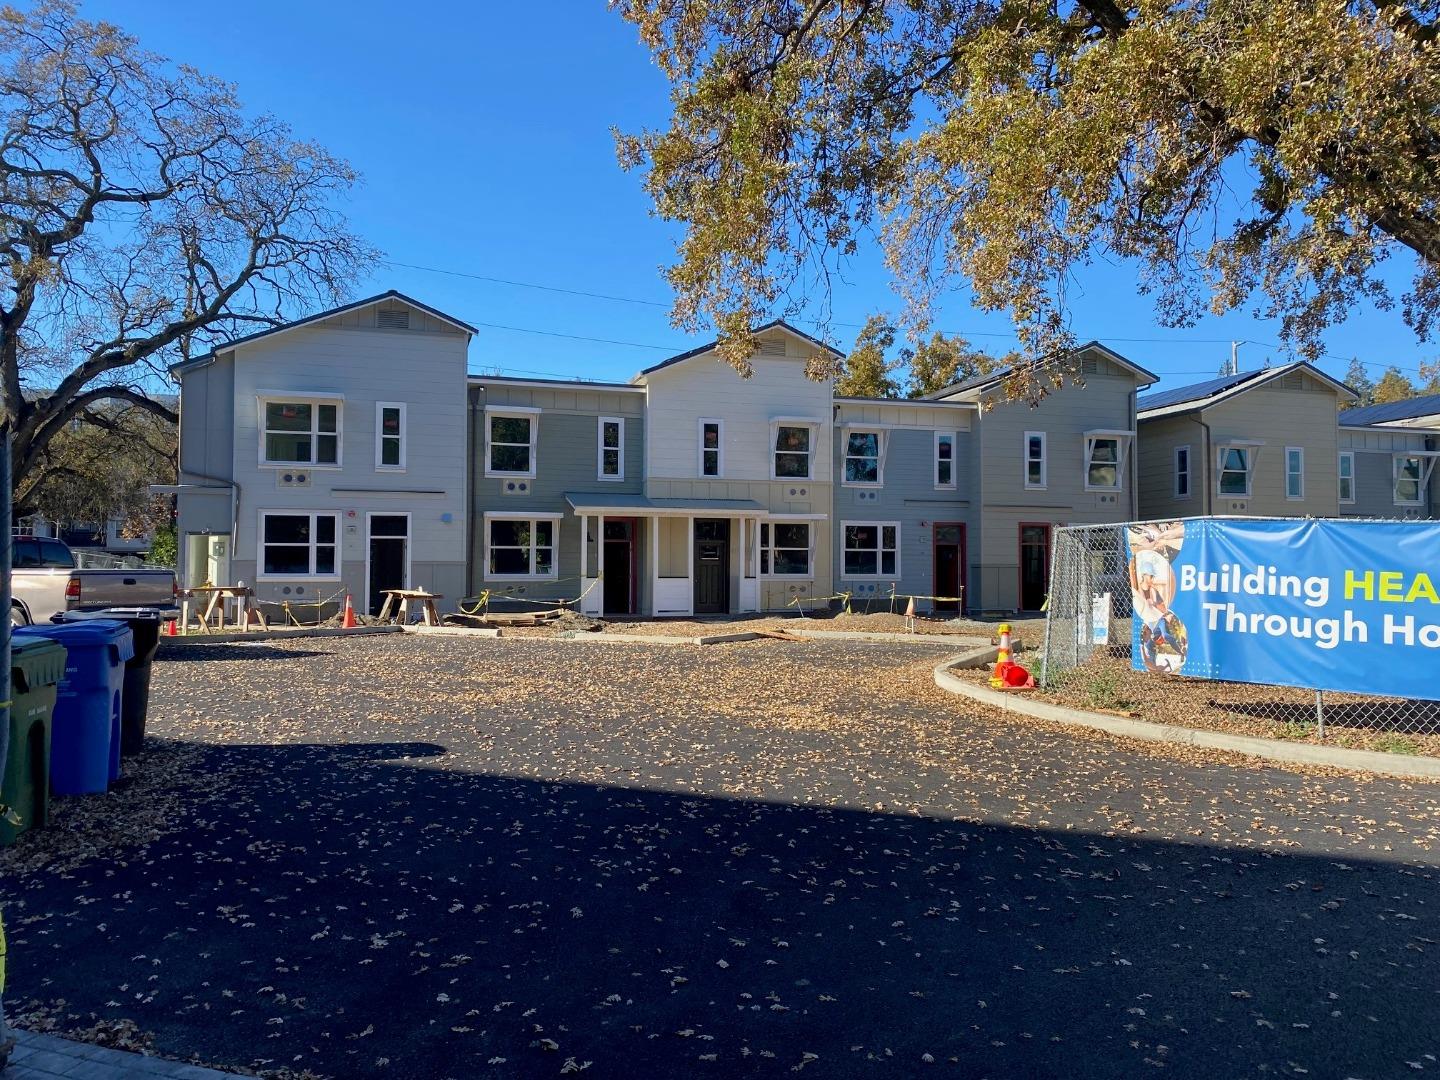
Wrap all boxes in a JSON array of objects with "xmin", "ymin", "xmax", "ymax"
[
  {"xmin": 1016, "ymin": 521, "xmax": 1052, "ymax": 612},
  {"xmin": 603, "ymin": 517, "xmax": 640, "ymax": 615},
  {"xmin": 930, "ymin": 521, "xmax": 967, "ymax": 614}
]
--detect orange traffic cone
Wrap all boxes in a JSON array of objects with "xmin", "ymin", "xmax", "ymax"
[
  {"xmin": 342, "ymin": 594, "xmax": 357, "ymax": 629},
  {"xmin": 990, "ymin": 623, "xmax": 1013, "ymax": 688}
]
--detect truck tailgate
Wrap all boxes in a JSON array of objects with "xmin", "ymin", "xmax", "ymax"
[{"xmin": 70, "ymin": 569, "xmax": 177, "ymax": 611}]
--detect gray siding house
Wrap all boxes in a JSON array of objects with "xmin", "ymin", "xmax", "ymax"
[
  {"xmin": 1136, "ymin": 362, "xmax": 1358, "ymax": 521},
  {"xmin": 928, "ymin": 345, "xmax": 1157, "ymax": 612},
  {"xmin": 172, "ymin": 292, "xmax": 473, "ymax": 616},
  {"xmin": 1337, "ymin": 424, "xmax": 1438, "ymax": 520}
]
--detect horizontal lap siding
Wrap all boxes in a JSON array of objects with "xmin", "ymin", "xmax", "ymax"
[
  {"xmin": 1136, "ymin": 413, "xmax": 1202, "ymax": 520},
  {"xmin": 1338, "ymin": 427, "xmax": 1437, "ymax": 519},
  {"xmin": 1202, "ymin": 383, "xmax": 1342, "ymax": 517}
]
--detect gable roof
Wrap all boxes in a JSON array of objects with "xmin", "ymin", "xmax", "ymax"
[
  {"xmin": 169, "ymin": 290, "xmax": 476, "ymax": 374},
  {"xmin": 635, "ymin": 319, "xmax": 843, "ymax": 380},
  {"xmin": 1339, "ymin": 392, "xmax": 1440, "ymax": 427},
  {"xmin": 1137, "ymin": 361, "xmax": 1357, "ymax": 419},
  {"xmin": 924, "ymin": 341, "xmax": 1158, "ymax": 401}
]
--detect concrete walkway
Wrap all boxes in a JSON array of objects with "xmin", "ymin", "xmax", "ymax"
[{"xmin": 4, "ymin": 1030, "xmax": 241, "ymax": 1079}]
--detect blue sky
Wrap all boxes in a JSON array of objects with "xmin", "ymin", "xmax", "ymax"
[{"xmin": 86, "ymin": 0, "xmax": 1434, "ymax": 392}]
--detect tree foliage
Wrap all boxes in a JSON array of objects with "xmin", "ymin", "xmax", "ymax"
[
  {"xmin": 836, "ymin": 314, "xmax": 1005, "ymax": 397},
  {"xmin": 1344, "ymin": 358, "xmax": 1376, "ymax": 406},
  {"xmin": 615, "ymin": 0, "xmax": 1440, "ymax": 393},
  {"xmin": 903, "ymin": 330, "xmax": 1003, "ymax": 398},
  {"xmin": 0, "ymin": 2, "xmax": 374, "ymax": 511},
  {"xmin": 835, "ymin": 315, "xmax": 901, "ymax": 397}
]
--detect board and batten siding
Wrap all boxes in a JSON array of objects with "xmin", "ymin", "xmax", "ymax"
[
  {"xmin": 468, "ymin": 382, "xmax": 646, "ymax": 607},
  {"xmin": 1338, "ymin": 426, "xmax": 1438, "ymax": 519},
  {"xmin": 176, "ymin": 353, "xmax": 236, "ymax": 536},
  {"xmin": 831, "ymin": 402, "xmax": 975, "ymax": 610},
  {"xmin": 220, "ymin": 307, "xmax": 470, "ymax": 611}
]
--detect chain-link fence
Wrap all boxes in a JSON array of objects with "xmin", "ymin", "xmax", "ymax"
[
  {"xmin": 1040, "ymin": 518, "xmax": 1440, "ymax": 757},
  {"xmin": 71, "ymin": 549, "xmax": 167, "ymax": 570}
]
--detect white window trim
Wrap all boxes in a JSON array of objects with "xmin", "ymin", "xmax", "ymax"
[
  {"xmin": 482, "ymin": 511, "xmax": 562, "ymax": 581},
  {"xmin": 1338, "ymin": 450, "xmax": 1356, "ymax": 505},
  {"xmin": 484, "ymin": 405, "xmax": 541, "ymax": 479},
  {"xmin": 769, "ymin": 418, "xmax": 821, "ymax": 481},
  {"xmin": 761, "ymin": 518, "xmax": 814, "ymax": 578},
  {"xmin": 1216, "ymin": 441, "xmax": 1261, "ymax": 498},
  {"xmin": 1023, "ymin": 431, "xmax": 1047, "ymax": 490},
  {"xmin": 257, "ymin": 394, "xmax": 344, "ymax": 469},
  {"xmin": 1174, "ymin": 444, "xmax": 1192, "ymax": 500},
  {"xmin": 597, "ymin": 416, "xmax": 625, "ymax": 481},
  {"xmin": 841, "ymin": 426, "xmax": 885, "ymax": 487},
  {"xmin": 1393, "ymin": 453, "xmax": 1435, "ymax": 507},
  {"xmin": 375, "ymin": 401, "xmax": 406, "ymax": 472},
  {"xmin": 256, "ymin": 510, "xmax": 341, "ymax": 581},
  {"xmin": 698, "ymin": 417, "xmax": 724, "ymax": 479},
  {"xmin": 1284, "ymin": 446, "xmax": 1305, "ymax": 501},
  {"xmin": 1082, "ymin": 430, "xmax": 1131, "ymax": 493},
  {"xmin": 934, "ymin": 430, "xmax": 958, "ymax": 491},
  {"xmin": 840, "ymin": 519, "xmax": 901, "ymax": 580}
]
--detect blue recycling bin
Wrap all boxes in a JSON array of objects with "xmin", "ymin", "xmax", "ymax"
[{"xmin": 14, "ymin": 620, "xmax": 133, "ymax": 795}]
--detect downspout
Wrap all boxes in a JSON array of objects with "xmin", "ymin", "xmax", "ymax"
[
  {"xmin": 467, "ymin": 387, "xmax": 480, "ymax": 598},
  {"xmin": 1129, "ymin": 388, "xmax": 1139, "ymax": 521},
  {"xmin": 1196, "ymin": 414, "xmax": 1213, "ymax": 516}
]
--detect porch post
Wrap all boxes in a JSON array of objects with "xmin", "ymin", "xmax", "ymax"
[
  {"xmin": 579, "ymin": 514, "xmax": 588, "ymax": 582},
  {"xmin": 650, "ymin": 515, "xmax": 660, "ymax": 615}
]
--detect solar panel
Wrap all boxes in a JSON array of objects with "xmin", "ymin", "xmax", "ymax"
[{"xmin": 1136, "ymin": 369, "xmax": 1265, "ymax": 412}]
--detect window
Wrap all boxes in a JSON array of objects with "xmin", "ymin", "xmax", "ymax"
[
  {"xmin": 376, "ymin": 402, "xmax": 405, "ymax": 470},
  {"xmin": 843, "ymin": 429, "xmax": 882, "ymax": 485},
  {"xmin": 773, "ymin": 425, "xmax": 812, "ymax": 479},
  {"xmin": 1084, "ymin": 436, "xmax": 1123, "ymax": 491},
  {"xmin": 1175, "ymin": 445, "xmax": 1191, "ymax": 499},
  {"xmin": 485, "ymin": 516, "xmax": 558, "ymax": 579},
  {"xmin": 1395, "ymin": 455, "xmax": 1426, "ymax": 505},
  {"xmin": 842, "ymin": 522, "xmax": 899, "ymax": 578},
  {"xmin": 699, "ymin": 419, "xmax": 723, "ymax": 477},
  {"xmin": 1285, "ymin": 447, "xmax": 1304, "ymax": 500},
  {"xmin": 1338, "ymin": 451, "xmax": 1355, "ymax": 504},
  {"xmin": 486, "ymin": 408, "xmax": 539, "ymax": 477},
  {"xmin": 935, "ymin": 431, "xmax": 956, "ymax": 490},
  {"xmin": 598, "ymin": 417, "xmax": 624, "ymax": 480},
  {"xmin": 260, "ymin": 512, "xmax": 338, "ymax": 578},
  {"xmin": 760, "ymin": 521, "xmax": 811, "ymax": 576},
  {"xmin": 260, "ymin": 398, "xmax": 340, "ymax": 466},
  {"xmin": 1217, "ymin": 446, "xmax": 1253, "ymax": 496},
  {"xmin": 11, "ymin": 538, "xmax": 73, "ymax": 569},
  {"xmin": 1024, "ymin": 431, "xmax": 1047, "ymax": 489}
]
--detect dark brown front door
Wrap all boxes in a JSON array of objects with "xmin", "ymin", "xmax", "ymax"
[
  {"xmin": 602, "ymin": 519, "xmax": 634, "ymax": 615},
  {"xmin": 1018, "ymin": 523, "xmax": 1051, "ymax": 612},
  {"xmin": 932, "ymin": 522, "xmax": 966, "ymax": 614},
  {"xmin": 693, "ymin": 519, "xmax": 729, "ymax": 614}
]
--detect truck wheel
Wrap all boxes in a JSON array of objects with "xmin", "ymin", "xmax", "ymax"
[{"xmin": 10, "ymin": 604, "xmax": 28, "ymax": 627}]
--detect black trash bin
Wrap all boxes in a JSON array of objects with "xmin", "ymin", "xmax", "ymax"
[{"xmin": 56, "ymin": 607, "xmax": 163, "ymax": 757}]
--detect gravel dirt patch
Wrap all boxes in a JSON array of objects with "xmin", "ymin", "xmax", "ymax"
[
  {"xmin": 2, "ymin": 635, "xmax": 1438, "ymax": 1080},
  {"xmin": 994, "ymin": 650, "xmax": 1440, "ymax": 759},
  {"xmin": 493, "ymin": 609, "xmax": 1041, "ymax": 642}
]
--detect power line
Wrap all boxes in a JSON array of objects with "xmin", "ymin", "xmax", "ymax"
[
  {"xmin": 467, "ymin": 319, "xmax": 681, "ymax": 351},
  {"xmin": 385, "ymin": 260, "xmax": 670, "ymax": 308}
]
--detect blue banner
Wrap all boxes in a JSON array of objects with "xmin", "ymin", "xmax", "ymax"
[{"xmin": 1127, "ymin": 519, "xmax": 1440, "ymax": 701}]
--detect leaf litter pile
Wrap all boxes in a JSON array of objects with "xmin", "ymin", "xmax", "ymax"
[{"xmin": 2, "ymin": 634, "xmax": 1439, "ymax": 1079}]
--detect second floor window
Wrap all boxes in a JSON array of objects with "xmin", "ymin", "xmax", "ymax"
[
  {"xmin": 1285, "ymin": 447, "xmax": 1305, "ymax": 499},
  {"xmin": 487, "ymin": 409, "xmax": 538, "ymax": 476},
  {"xmin": 699, "ymin": 419, "xmax": 722, "ymax": 477},
  {"xmin": 1024, "ymin": 431, "xmax": 1046, "ymax": 489},
  {"xmin": 598, "ymin": 417, "xmax": 624, "ymax": 480},
  {"xmin": 376, "ymin": 402, "xmax": 405, "ymax": 470},
  {"xmin": 935, "ymin": 431, "xmax": 956, "ymax": 490},
  {"xmin": 1338, "ymin": 451, "xmax": 1355, "ymax": 504},
  {"xmin": 262, "ymin": 399, "xmax": 339, "ymax": 466},
  {"xmin": 1175, "ymin": 445, "xmax": 1191, "ymax": 499},
  {"xmin": 1085, "ymin": 436, "xmax": 1122, "ymax": 491},
  {"xmin": 1218, "ymin": 446, "xmax": 1253, "ymax": 496},
  {"xmin": 774, "ymin": 425, "xmax": 812, "ymax": 479},
  {"xmin": 843, "ymin": 430, "xmax": 881, "ymax": 484}
]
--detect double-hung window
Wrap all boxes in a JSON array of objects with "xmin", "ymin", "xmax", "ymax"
[
  {"xmin": 260, "ymin": 511, "xmax": 339, "ymax": 578},
  {"xmin": 260, "ymin": 396, "xmax": 341, "ymax": 466},
  {"xmin": 842, "ymin": 522, "xmax": 899, "ymax": 578},
  {"xmin": 699, "ymin": 419, "xmax": 723, "ymax": 477},
  {"xmin": 1084, "ymin": 435, "xmax": 1124, "ymax": 491},
  {"xmin": 1395, "ymin": 455, "xmax": 1427, "ymax": 506},
  {"xmin": 773, "ymin": 424, "xmax": 814, "ymax": 479},
  {"xmin": 1174, "ymin": 445, "xmax": 1191, "ymax": 499},
  {"xmin": 376, "ymin": 402, "xmax": 405, "ymax": 470},
  {"xmin": 1285, "ymin": 447, "xmax": 1305, "ymax": 500},
  {"xmin": 760, "ymin": 521, "xmax": 811, "ymax": 576},
  {"xmin": 486, "ymin": 407, "xmax": 539, "ymax": 477},
  {"xmin": 485, "ymin": 515, "xmax": 559, "ymax": 579},
  {"xmin": 1217, "ymin": 444, "xmax": 1256, "ymax": 496},
  {"xmin": 1338, "ymin": 451, "xmax": 1355, "ymax": 504},
  {"xmin": 598, "ymin": 417, "xmax": 624, "ymax": 480},
  {"xmin": 934, "ymin": 431, "xmax": 957, "ymax": 490},
  {"xmin": 843, "ymin": 429, "xmax": 883, "ymax": 485},
  {"xmin": 1023, "ymin": 431, "xmax": 1047, "ymax": 489}
]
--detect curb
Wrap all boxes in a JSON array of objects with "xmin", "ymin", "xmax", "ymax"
[
  {"xmin": 932, "ymin": 658, "xmax": 1440, "ymax": 781},
  {"xmin": 786, "ymin": 629, "xmax": 993, "ymax": 646},
  {"xmin": 403, "ymin": 625, "xmax": 502, "ymax": 638},
  {"xmin": 159, "ymin": 625, "xmax": 404, "ymax": 646}
]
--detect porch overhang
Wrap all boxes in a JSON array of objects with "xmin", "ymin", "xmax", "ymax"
[{"xmin": 564, "ymin": 492, "xmax": 768, "ymax": 516}]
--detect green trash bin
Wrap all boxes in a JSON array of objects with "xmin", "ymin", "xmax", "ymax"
[{"xmin": 0, "ymin": 637, "xmax": 68, "ymax": 847}]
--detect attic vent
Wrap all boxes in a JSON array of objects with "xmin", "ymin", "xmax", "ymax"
[
  {"xmin": 1081, "ymin": 356, "xmax": 1099, "ymax": 376},
  {"xmin": 1279, "ymin": 372, "xmax": 1303, "ymax": 390},
  {"xmin": 758, "ymin": 338, "xmax": 786, "ymax": 356},
  {"xmin": 377, "ymin": 308, "xmax": 410, "ymax": 330}
]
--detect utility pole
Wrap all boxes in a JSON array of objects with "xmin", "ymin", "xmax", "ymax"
[{"xmin": 1230, "ymin": 341, "xmax": 1244, "ymax": 376}]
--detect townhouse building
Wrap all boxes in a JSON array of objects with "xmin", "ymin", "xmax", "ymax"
[
  {"xmin": 1336, "ymin": 395, "xmax": 1439, "ymax": 520},
  {"xmin": 1136, "ymin": 363, "xmax": 1359, "ymax": 520}
]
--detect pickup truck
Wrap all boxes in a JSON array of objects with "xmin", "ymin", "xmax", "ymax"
[{"xmin": 10, "ymin": 535, "xmax": 177, "ymax": 625}]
